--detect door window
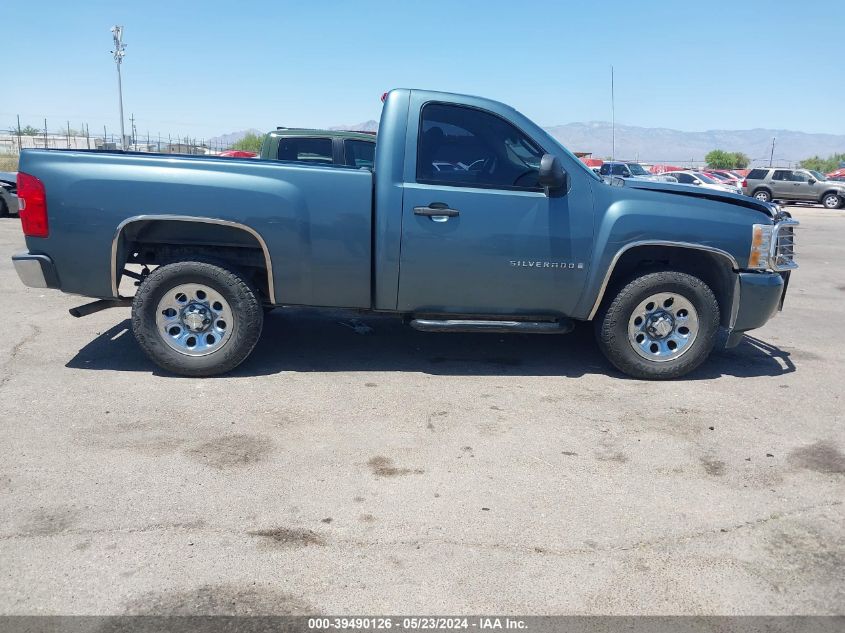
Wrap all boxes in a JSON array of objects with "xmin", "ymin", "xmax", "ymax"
[
  {"xmin": 772, "ymin": 170, "xmax": 791, "ymax": 181},
  {"xmin": 344, "ymin": 140, "xmax": 375, "ymax": 168},
  {"xmin": 417, "ymin": 103, "xmax": 544, "ymax": 191},
  {"xmin": 277, "ymin": 137, "xmax": 334, "ymax": 164}
]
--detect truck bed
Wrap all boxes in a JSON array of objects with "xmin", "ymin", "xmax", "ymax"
[{"xmin": 18, "ymin": 149, "xmax": 374, "ymax": 308}]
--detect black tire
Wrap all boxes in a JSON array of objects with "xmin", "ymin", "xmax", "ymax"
[
  {"xmin": 595, "ymin": 270, "xmax": 720, "ymax": 380},
  {"xmin": 0, "ymin": 196, "xmax": 8, "ymax": 218},
  {"xmin": 821, "ymin": 192, "xmax": 843, "ymax": 210},
  {"xmin": 131, "ymin": 261, "xmax": 263, "ymax": 376},
  {"xmin": 752, "ymin": 189, "xmax": 772, "ymax": 203}
]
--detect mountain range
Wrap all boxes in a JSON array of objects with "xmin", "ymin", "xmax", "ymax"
[{"xmin": 212, "ymin": 121, "xmax": 844, "ymax": 164}]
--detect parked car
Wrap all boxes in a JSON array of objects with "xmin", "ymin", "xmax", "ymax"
[
  {"xmin": 661, "ymin": 170, "xmax": 741, "ymax": 194},
  {"xmin": 742, "ymin": 168, "xmax": 845, "ymax": 208},
  {"xmin": 707, "ymin": 170, "xmax": 742, "ymax": 188},
  {"xmin": 599, "ymin": 161, "xmax": 677, "ymax": 183},
  {"xmin": 826, "ymin": 168, "xmax": 845, "ymax": 182},
  {"xmin": 0, "ymin": 171, "xmax": 18, "ymax": 217},
  {"xmin": 12, "ymin": 88, "xmax": 798, "ymax": 380},
  {"xmin": 259, "ymin": 128, "xmax": 376, "ymax": 169},
  {"xmin": 218, "ymin": 150, "xmax": 258, "ymax": 158}
]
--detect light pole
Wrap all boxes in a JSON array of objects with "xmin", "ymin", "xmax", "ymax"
[{"xmin": 111, "ymin": 26, "xmax": 126, "ymax": 149}]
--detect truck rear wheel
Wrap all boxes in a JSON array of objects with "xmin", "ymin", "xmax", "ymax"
[
  {"xmin": 595, "ymin": 271, "xmax": 720, "ymax": 380},
  {"xmin": 131, "ymin": 261, "xmax": 263, "ymax": 376}
]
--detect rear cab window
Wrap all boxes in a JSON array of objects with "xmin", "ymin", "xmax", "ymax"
[
  {"xmin": 344, "ymin": 139, "xmax": 375, "ymax": 168},
  {"xmin": 276, "ymin": 137, "xmax": 334, "ymax": 164}
]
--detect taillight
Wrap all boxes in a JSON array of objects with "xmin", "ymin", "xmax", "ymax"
[
  {"xmin": 741, "ymin": 180, "xmax": 747, "ymax": 188},
  {"xmin": 17, "ymin": 172, "xmax": 48, "ymax": 238}
]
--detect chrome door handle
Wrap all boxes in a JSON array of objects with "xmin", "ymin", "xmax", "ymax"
[{"xmin": 414, "ymin": 204, "xmax": 460, "ymax": 218}]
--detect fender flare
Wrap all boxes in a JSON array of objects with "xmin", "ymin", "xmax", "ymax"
[
  {"xmin": 110, "ymin": 214, "xmax": 276, "ymax": 302},
  {"xmin": 586, "ymin": 240, "xmax": 739, "ymax": 320}
]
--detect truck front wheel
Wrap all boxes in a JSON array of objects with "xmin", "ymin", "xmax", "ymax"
[
  {"xmin": 595, "ymin": 271, "xmax": 720, "ymax": 380},
  {"xmin": 131, "ymin": 261, "xmax": 263, "ymax": 376}
]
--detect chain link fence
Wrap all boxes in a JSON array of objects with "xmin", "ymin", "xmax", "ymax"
[{"xmin": 1, "ymin": 118, "xmax": 239, "ymax": 169}]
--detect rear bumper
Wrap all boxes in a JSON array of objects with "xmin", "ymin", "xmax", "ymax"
[
  {"xmin": 723, "ymin": 271, "xmax": 787, "ymax": 348},
  {"xmin": 12, "ymin": 251, "xmax": 60, "ymax": 289}
]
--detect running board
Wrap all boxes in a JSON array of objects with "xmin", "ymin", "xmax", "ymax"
[{"xmin": 410, "ymin": 318, "xmax": 574, "ymax": 334}]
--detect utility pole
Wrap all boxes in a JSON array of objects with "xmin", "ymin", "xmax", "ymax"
[
  {"xmin": 769, "ymin": 137, "xmax": 776, "ymax": 167},
  {"xmin": 111, "ymin": 26, "xmax": 127, "ymax": 149},
  {"xmin": 129, "ymin": 113, "xmax": 136, "ymax": 149},
  {"xmin": 16, "ymin": 115, "xmax": 22, "ymax": 152},
  {"xmin": 610, "ymin": 65, "xmax": 616, "ymax": 161}
]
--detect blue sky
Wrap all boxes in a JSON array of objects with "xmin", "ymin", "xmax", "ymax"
[{"xmin": 6, "ymin": 1, "xmax": 845, "ymax": 139}]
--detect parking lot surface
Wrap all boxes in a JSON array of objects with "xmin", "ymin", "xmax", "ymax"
[{"xmin": 0, "ymin": 206, "xmax": 842, "ymax": 615}]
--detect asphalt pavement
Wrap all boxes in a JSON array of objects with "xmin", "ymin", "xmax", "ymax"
[{"xmin": 0, "ymin": 205, "xmax": 842, "ymax": 615}]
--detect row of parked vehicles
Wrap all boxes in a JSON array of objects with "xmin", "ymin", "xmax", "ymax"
[{"xmin": 594, "ymin": 160, "xmax": 845, "ymax": 209}]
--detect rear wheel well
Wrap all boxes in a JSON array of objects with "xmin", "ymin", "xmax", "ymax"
[
  {"xmin": 114, "ymin": 219, "xmax": 272, "ymax": 302},
  {"xmin": 595, "ymin": 245, "xmax": 737, "ymax": 328}
]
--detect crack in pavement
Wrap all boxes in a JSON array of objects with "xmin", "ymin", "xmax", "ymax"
[
  {"xmin": 1, "ymin": 502, "xmax": 839, "ymax": 558},
  {"xmin": 0, "ymin": 324, "xmax": 41, "ymax": 389},
  {"xmin": 0, "ymin": 519, "xmax": 206, "ymax": 541}
]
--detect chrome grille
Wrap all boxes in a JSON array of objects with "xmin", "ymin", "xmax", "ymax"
[{"xmin": 770, "ymin": 220, "xmax": 798, "ymax": 271}]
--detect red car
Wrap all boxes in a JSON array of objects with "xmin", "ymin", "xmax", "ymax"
[
  {"xmin": 218, "ymin": 150, "xmax": 258, "ymax": 158},
  {"xmin": 706, "ymin": 170, "xmax": 742, "ymax": 187}
]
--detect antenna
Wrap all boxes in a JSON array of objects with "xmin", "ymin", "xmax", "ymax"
[{"xmin": 111, "ymin": 26, "xmax": 127, "ymax": 149}]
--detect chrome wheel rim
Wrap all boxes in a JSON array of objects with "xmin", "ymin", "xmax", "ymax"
[
  {"xmin": 627, "ymin": 292, "xmax": 699, "ymax": 363},
  {"xmin": 823, "ymin": 195, "xmax": 839, "ymax": 208},
  {"xmin": 155, "ymin": 283, "xmax": 233, "ymax": 356},
  {"xmin": 755, "ymin": 192, "xmax": 769, "ymax": 201}
]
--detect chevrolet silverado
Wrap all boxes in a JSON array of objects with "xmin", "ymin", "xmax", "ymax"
[{"xmin": 12, "ymin": 89, "xmax": 797, "ymax": 379}]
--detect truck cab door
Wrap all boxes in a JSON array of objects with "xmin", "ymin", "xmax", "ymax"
[{"xmin": 396, "ymin": 100, "xmax": 593, "ymax": 316}]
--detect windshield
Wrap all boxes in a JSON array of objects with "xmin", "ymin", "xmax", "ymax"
[
  {"xmin": 693, "ymin": 172, "xmax": 718, "ymax": 184},
  {"xmin": 626, "ymin": 163, "xmax": 650, "ymax": 176}
]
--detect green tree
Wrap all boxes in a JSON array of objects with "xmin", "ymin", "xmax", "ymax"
[
  {"xmin": 732, "ymin": 152, "xmax": 750, "ymax": 169},
  {"xmin": 705, "ymin": 149, "xmax": 735, "ymax": 169},
  {"xmin": 706, "ymin": 149, "xmax": 750, "ymax": 169},
  {"xmin": 20, "ymin": 125, "xmax": 41, "ymax": 136},
  {"xmin": 231, "ymin": 132, "xmax": 265, "ymax": 153},
  {"xmin": 799, "ymin": 153, "xmax": 845, "ymax": 174}
]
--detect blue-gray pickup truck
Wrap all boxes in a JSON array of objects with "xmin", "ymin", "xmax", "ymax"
[{"xmin": 12, "ymin": 89, "xmax": 797, "ymax": 379}]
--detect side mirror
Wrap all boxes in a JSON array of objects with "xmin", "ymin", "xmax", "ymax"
[
  {"xmin": 808, "ymin": 178, "xmax": 816, "ymax": 184},
  {"xmin": 621, "ymin": 169, "xmax": 631, "ymax": 177},
  {"xmin": 538, "ymin": 154, "xmax": 567, "ymax": 192},
  {"xmin": 692, "ymin": 179, "xmax": 702, "ymax": 185}
]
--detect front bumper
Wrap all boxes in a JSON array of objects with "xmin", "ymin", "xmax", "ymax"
[
  {"xmin": 723, "ymin": 271, "xmax": 787, "ymax": 348},
  {"xmin": 12, "ymin": 251, "xmax": 60, "ymax": 289}
]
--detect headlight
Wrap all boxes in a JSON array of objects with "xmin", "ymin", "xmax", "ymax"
[{"xmin": 749, "ymin": 224, "xmax": 773, "ymax": 269}]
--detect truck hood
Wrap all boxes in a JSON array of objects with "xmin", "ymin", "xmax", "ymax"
[{"xmin": 611, "ymin": 177, "xmax": 778, "ymax": 218}]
